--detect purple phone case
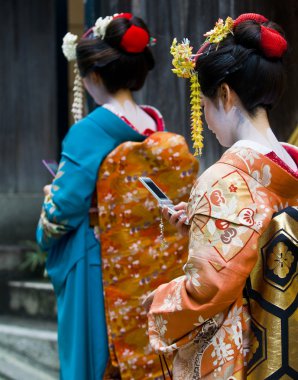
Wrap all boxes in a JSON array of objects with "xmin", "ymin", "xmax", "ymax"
[{"xmin": 42, "ymin": 160, "xmax": 58, "ymax": 177}]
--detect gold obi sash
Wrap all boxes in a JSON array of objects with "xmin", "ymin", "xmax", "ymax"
[
  {"xmin": 97, "ymin": 132, "xmax": 199, "ymax": 379},
  {"xmin": 246, "ymin": 206, "xmax": 298, "ymax": 379}
]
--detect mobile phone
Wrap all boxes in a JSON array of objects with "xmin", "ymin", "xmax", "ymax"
[
  {"xmin": 138, "ymin": 177, "xmax": 190, "ymax": 225},
  {"xmin": 42, "ymin": 160, "xmax": 59, "ymax": 177}
]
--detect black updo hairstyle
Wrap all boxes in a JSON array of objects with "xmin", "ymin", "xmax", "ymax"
[
  {"xmin": 76, "ymin": 15, "xmax": 155, "ymax": 93},
  {"xmin": 196, "ymin": 18, "xmax": 288, "ymax": 116}
]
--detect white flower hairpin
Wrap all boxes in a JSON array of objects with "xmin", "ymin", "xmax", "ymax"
[
  {"xmin": 62, "ymin": 32, "xmax": 78, "ymax": 62},
  {"xmin": 92, "ymin": 15, "xmax": 113, "ymax": 39}
]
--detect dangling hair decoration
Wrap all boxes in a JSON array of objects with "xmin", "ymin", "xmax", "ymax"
[
  {"xmin": 170, "ymin": 38, "xmax": 203, "ymax": 156},
  {"xmin": 62, "ymin": 32, "xmax": 84, "ymax": 122},
  {"xmin": 170, "ymin": 17, "xmax": 235, "ymax": 156},
  {"xmin": 71, "ymin": 63, "xmax": 84, "ymax": 122}
]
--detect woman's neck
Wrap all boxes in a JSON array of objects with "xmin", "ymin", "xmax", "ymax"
[
  {"xmin": 103, "ymin": 90, "xmax": 157, "ymax": 133},
  {"xmin": 108, "ymin": 89, "xmax": 135, "ymax": 106},
  {"xmin": 234, "ymin": 107, "xmax": 271, "ymax": 144},
  {"xmin": 234, "ymin": 107, "xmax": 297, "ymax": 170}
]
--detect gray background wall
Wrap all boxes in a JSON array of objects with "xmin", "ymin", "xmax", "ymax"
[{"xmin": 0, "ymin": 0, "xmax": 67, "ymax": 244}]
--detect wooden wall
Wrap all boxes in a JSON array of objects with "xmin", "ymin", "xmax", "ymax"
[
  {"xmin": 0, "ymin": 0, "xmax": 67, "ymax": 244},
  {"xmin": 94, "ymin": 0, "xmax": 298, "ymax": 171}
]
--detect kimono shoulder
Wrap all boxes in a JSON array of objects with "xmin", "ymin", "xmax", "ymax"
[{"xmin": 61, "ymin": 108, "xmax": 122, "ymax": 168}]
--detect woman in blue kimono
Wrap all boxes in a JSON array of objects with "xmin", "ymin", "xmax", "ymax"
[{"xmin": 37, "ymin": 13, "xmax": 159, "ymax": 379}]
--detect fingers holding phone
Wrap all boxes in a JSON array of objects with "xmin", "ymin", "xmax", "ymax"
[
  {"xmin": 173, "ymin": 201, "xmax": 187, "ymax": 213},
  {"xmin": 138, "ymin": 177, "xmax": 190, "ymax": 234},
  {"xmin": 162, "ymin": 204, "xmax": 190, "ymax": 236}
]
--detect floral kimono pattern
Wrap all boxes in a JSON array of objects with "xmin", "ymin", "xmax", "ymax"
[
  {"xmin": 97, "ymin": 132, "xmax": 199, "ymax": 379},
  {"xmin": 148, "ymin": 144, "xmax": 298, "ymax": 380}
]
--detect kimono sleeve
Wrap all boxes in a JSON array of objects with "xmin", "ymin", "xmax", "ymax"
[
  {"xmin": 148, "ymin": 163, "xmax": 264, "ymax": 353},
  {"xmin": 36, "ymin": 118, "xmax": 116, "ymax": 251}
]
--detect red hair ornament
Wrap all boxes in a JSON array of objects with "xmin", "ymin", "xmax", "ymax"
[
  {"xmin": 113, "ymin": 13, "xmax": 150, "ymax": 53},
  {"xmin": 120, "ymin": 24, "xmax": 150, "ymax": 53},
  {"xmin": 260, "ymin": 26, "xmax": 287, "ymax": 58},
  {"xmin": 233, "ymin": 13, "xmax": 268, "ymax": 28},
  {"xmin": 234, "ymin": 13, "xmax": 287, "ymax": 58}
]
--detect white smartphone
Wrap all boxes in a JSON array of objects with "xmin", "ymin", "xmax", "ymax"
[{"xmin": 138, "ymin": 176, "xmax": 190, "ymax": 225}]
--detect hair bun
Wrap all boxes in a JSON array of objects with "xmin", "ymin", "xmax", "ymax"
[{"xmin": 234, "ymin": 13, "xmax": 287, "ymax": 59}]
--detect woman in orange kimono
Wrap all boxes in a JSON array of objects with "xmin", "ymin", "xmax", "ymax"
[{"xmin": 147, "ymin": 13, "xmax": 298, "ymax": 379}]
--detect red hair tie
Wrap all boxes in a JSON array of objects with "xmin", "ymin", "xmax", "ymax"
[
  {"xmin": 233, "ymin": 13, "xmax": 268, "ymax": 28},
  {"xmin": 120, "ymin": 25, "xmax": 149, "ymax": 53},
  {"xmin": 260, "ymin": 26, "xmax": 287, "ymax": 58}
]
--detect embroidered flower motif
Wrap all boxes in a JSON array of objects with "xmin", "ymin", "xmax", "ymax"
[
  {"xmin": 268, "ymin": 242, "xmax": 294, "ymax": 278},
  {"xmin": 210, "ymin": 189, "xmax": 225, "ymax": 206},
  {"xmin": 215, "ymin": 219, "xmax": 230, "ymax": 230},
  {"xmin": 229, "ymin": 184, "xmax": 238, "ymax": 193},
  {"xmin": 211, "ymin": 336, "xmax": 234, "ymax": 366},
  {"xmin": 220, "ymin": 227, "xmax": 237, "ymax": 244},
  {"xmin": 236, "ymin": 148, "xmax": 260, "ymax": 166},
  {"xmin": 184, "ymin": 262, "xmax": 201, "ymax": 287},
  {"xmin": 92, "ymin": 15, "xmax": 113, "ymax": 39},
  {"xmin": 231, "ymin": 321, "xmax": 243, "ymax": 351},
  {"xmin": 153, "ymin": 315, "xmax": 168, "ymax": 336},
  {"xmin": 160, "ymin": 286, "xmax": 182, "ymax": 311},
  {"xmin": 62, "ymin": 32, "xmax": 78, "ymax": 61},
  {"xmin": 252, "ymin": 165, "xmax": 272, "ymax": 187},
  {"xmin": 194, "ymin": 315, "xmax": 206, "ymax": 327},
  {"xmin": 238, "ymin": 208, "xmax": 255, "ymax": 227},
  {"xmin": 224, "ymin": 305, "xmax": 242, "ymax": 330}
]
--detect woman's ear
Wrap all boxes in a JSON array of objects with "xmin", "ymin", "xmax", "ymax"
[{"xmin": 219, "ymin": 83, "xmax": 235, "ymax": 112}]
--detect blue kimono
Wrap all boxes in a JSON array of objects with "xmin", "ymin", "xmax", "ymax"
[{"xmin": 36, "ymin": 107, "xmax": 145, "ymax": 380}]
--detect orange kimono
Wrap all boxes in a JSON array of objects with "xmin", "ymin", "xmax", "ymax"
[
  {"xmin": 97, "ymin": 132, "xmax": 199, "ymax": 379},
  {"xmin": 148, "ymin": 144, "xmax": 298, "ymax": 379}
]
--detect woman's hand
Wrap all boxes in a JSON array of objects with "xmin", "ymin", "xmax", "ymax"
[
  {"xmin": 161, "ymin": 202, "xmax": 190, "ymax": 236},
  {"xmin": 43, "ymin": 185, "xmax": 52, "ymax": 196}
]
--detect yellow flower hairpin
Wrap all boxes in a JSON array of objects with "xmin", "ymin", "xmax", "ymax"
[
  {"xmin": 204, "ymin": 17, "xmax": 234, "ymax": 44},
  {"xmin": 170, "ymin": 17, "xmax": 235, "ymax": 156},
  {"xmin": 170, "ymin": 38, "xmax": 203, "ymax": 156}
]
